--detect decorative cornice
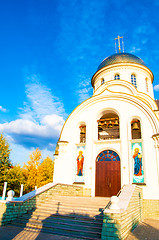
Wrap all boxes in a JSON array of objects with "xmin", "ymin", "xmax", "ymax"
[{"xmin": 94, "ymin": 139, "xmax": 121, "ymax": 144}]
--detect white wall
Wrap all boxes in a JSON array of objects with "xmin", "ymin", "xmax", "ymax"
[
  {"xmin": 93, "ymin": 64, "xmax": 154, "ymax": 99},
  {"xmin": 54, "ymin": 62, "xmax": 159, "ymax": 199}
]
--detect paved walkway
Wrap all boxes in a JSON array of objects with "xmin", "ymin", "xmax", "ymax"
[
  {"xmin": 127, "ymin": 219, "xmax": 159, "ymax": 240},
  {"xmin": 0, "ymin": 219, "xmax": 158, "ymax": 240},
  {"xmin": 0, "ymin": 226, "xmax": 79, "ymax": 240}
]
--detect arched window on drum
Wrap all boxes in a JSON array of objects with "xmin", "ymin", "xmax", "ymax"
[
  {"xmin": 101, "ymin": 78, "xmax": 105, "ymax": 85},
  {"xmin": 79, "ymin": 125, "xmax": 86, "ymax": 143},
  {"xmin": 131, "ymin": 119, "xmax": 141, "ymax": 139},
  {"xmin": 131, "ymin": 74, "xmax": 137, "ymax": 88},
  {"xmin": 114, "ymin": 74, "xmax": 120, "ymax": 80},
  {"xmin": 145, "ymin": 78, "xmax": 149, "ymax": 92}
]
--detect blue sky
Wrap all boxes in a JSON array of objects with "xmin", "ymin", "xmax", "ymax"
[{"xmin": 0, "ymin": 0, "xmax": 159, "ymax": 165}]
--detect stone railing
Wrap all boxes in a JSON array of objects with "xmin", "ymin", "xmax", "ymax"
[
  {"xmin": 102, "ymin": 184, "xmax": 143, "ymax": 240},
  {"xmin": 0, "ymin": 183, "xmax": 91, "ymax": 226}
]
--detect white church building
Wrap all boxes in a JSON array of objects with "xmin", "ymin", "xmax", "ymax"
[{"xmin": 53, "ymin": 50, "xmax": 159, "ymax": 200}]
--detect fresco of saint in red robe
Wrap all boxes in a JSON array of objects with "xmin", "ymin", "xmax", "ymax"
[{"xmin": 77, "ymin": 150, "xmax": 84, "ymax": 176}]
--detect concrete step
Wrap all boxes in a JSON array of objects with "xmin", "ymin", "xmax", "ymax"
[
  {"xmin": 39, "ymin": 195, "xmax": 108, "ymax": 201},
  {"xmin": 33, "ymin": 196, "xmax": 110, "ymax": 217},
  {"xmin": 34, "ymin": 203, "xmax": 104, "ymax": 212},
  {"xmin": 13, "ymin": 218, "xmax": 102, "ymax": 233},
  {"xmin": 26, "ymin": 210, "xmax": 103, "ymax": 222},
  {"xmin": 11, "ymin": 220, "xmax": 102, "ymax": 239},
  {"xmin": 10, "ymin": 195, "xmax": 109, "ymax": 239},
  {"xmin": 31, "ymin": 208, "xmax": 103, "ymax": 218},
  {"xmin": 18, "ymin": 226, "xmax": 101, "ymax": 240},
  {"xmin": 41, "ymin": 196, "xmax": 109, "ymax": 204},
  {"xmin": 20, "ymin": 214, "xmax": 103, "ymax": 227},
  {"xmin": 36, "ymin": 201, "xmax": 106, "ymax": 208},
  {"xmin": 38, "ymin": 199, "xmax": 109, "ymax": 209}
]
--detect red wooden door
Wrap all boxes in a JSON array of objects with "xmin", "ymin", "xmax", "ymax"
[{"xmin": 95, "ymin": 150, "xmax": 121, "ymax": 197}]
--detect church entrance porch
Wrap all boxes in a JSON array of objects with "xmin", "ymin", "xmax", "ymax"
[{"xmin": 95, "ymin": 150, "xmax": 121, "ymax": 197}]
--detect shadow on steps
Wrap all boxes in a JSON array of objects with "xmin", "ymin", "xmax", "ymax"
[{"xmin": 10, "ymin": 212, "xmax": 104, "ymax": 239}]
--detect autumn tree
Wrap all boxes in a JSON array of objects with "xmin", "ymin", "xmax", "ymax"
[
  {"xmin": 0, "ymin": 134, "xmax": 12, "ymax": 172},
  {"xmin": 22, "ymin": 148, "xmax": 54, "ymax": 193},
  {"xmin": 38, "ymin": 156, "xmax": 54, "ymax": 186},
  {"xmin": 23, "ymin": 148, "xmax": 42, "ymax": 192},
  {"xmin": 0, "ymin": 133, "xmax": 12, "ymax": 195},
  {"xmin": 5, "ymin": 165, "xmax": 25, "ymax": 196},
  {"xmin": 0, "ymin": 143, "xmax": 54, "ymax": 196}
]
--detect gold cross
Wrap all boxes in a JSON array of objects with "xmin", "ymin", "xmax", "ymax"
[{"xmin": 115, "ymin": 36, "xmax": 124, "ymax": 53}]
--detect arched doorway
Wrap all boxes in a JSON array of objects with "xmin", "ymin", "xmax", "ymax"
[{"xmin": 95, "ymin": 150, "xmax": 121, "ymax": 197}]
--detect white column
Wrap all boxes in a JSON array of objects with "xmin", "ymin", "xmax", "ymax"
[
  {"xmin": 152, "ymin": 135, "xmax": 159, "ymax": 185},
  {"xmin": 2, "ymin": 182, "xmax": 7, "ymax": 200},
  {"xmin": 120, "ymin": 116, "xmax": 129, "ymax": 185},
  {"xmin": 20, "ymin": 184, "xmax": 24, "ymax": 197}
]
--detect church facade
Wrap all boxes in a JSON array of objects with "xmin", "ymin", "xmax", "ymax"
[{"xmin": 53, "ymin": 52, "xmax": 159, "ymax": 200}]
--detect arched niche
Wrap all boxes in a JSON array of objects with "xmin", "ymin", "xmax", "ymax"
[
  {"xmin": 131, "ymin": 118, "xmax": 141, "ymax": 139},
  {"xmin": 97, "ymin": 112, "xmax": 120, "ymax": 140},
  {"xmin": 79, "ymin": 123, "xmax": 86, "ymax": 143}
]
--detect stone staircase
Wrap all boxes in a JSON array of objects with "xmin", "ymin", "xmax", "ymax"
[{"xmin": 10, "ymin": 195, "xmax": 110, "ymax": 239}]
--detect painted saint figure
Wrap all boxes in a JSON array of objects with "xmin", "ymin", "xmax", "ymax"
[
  {"xmin": 133, "ymin": 148, "xmax": 142, "ymax": 176},
  {"xmin": 77, "ymin": 150, "xmax": 84, "ymax": 176}
]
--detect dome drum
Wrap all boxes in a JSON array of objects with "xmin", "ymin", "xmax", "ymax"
[{"xmin": 91, "ymin": 53, "xmax": 153, "ymax": 88}]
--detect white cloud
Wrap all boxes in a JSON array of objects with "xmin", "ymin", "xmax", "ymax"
[
  {"xmin": 76, "ymin": 75, "xmax": 92, "ymax": 103},
  {"xmin": 130, "ymin": 46, "xmax": 141, "ymax": 54},
  {"xmin": 41, "ymin": 114, "xmax": 64, "ymax": 132},
  {"xmin": 0, "ymin": 106, "xmax": 7, "ymax": 112},
  {"xmin": 0, "ymin": 115, "xmax": 64, "ymax": 146},
  {"xmin": 154, "ymin": 84, "xmax": 159, "ymax": 91},
  {"xmin": 0, "ymin": 74, "xmax": 66, "ymax": 150},
  {"xmin": 78, "ymin": 87, "xmax": 92, "ymax": 103},
  {"xmin": 21, "ymin": 74, "xmax": 65, "ymax": 120}
]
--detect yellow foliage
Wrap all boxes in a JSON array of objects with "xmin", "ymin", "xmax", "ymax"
[
  {"xmin": 22, "ymin": 148, "xmax": 54, "ymax": 191},
  {"xmin": 38, "ymin": 156, "xmax": 54, "ymax": 187}
]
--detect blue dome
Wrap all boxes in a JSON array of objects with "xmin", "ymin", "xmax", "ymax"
[{"xmin": 97, "ymin": 53, "xmax": 146, "ymax": 71}]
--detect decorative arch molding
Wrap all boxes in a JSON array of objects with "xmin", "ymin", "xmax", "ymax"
[
  {"xmin": 96, "ymin": 149, "xmax": 120, "ymax": 162},
  {"xmin": 96, "ymin": 107, "xmax": 120, "ymax": 122},
  {"xmin": 94, "ymin": 79, "xmax": 137, "ymax": 96},
  {"xmin": 78, "ymin": 121, "xmax": 86, "ymax": 127},
  {"xmin": 59, "ymin": 93, "xmax": 159, "ymax": 141},
  {"xmin": 131, "ymin": 72, "xmax": 137, "ymax": 77},
  {"xmin": 96, "ymin": 147, "xmax": 121, "ymax": 160},
  {"xmin": 93, "ymin": 79, "xmax": 157, "ymax": 112},
  {"xmin": 129, "ymin": 115, "xmax": 142, "ymax": 123}
]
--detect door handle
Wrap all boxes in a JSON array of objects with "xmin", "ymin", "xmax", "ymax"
[{"xmin": 107, "ymin": 178, "xmax": 111, "ymax": 187}]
